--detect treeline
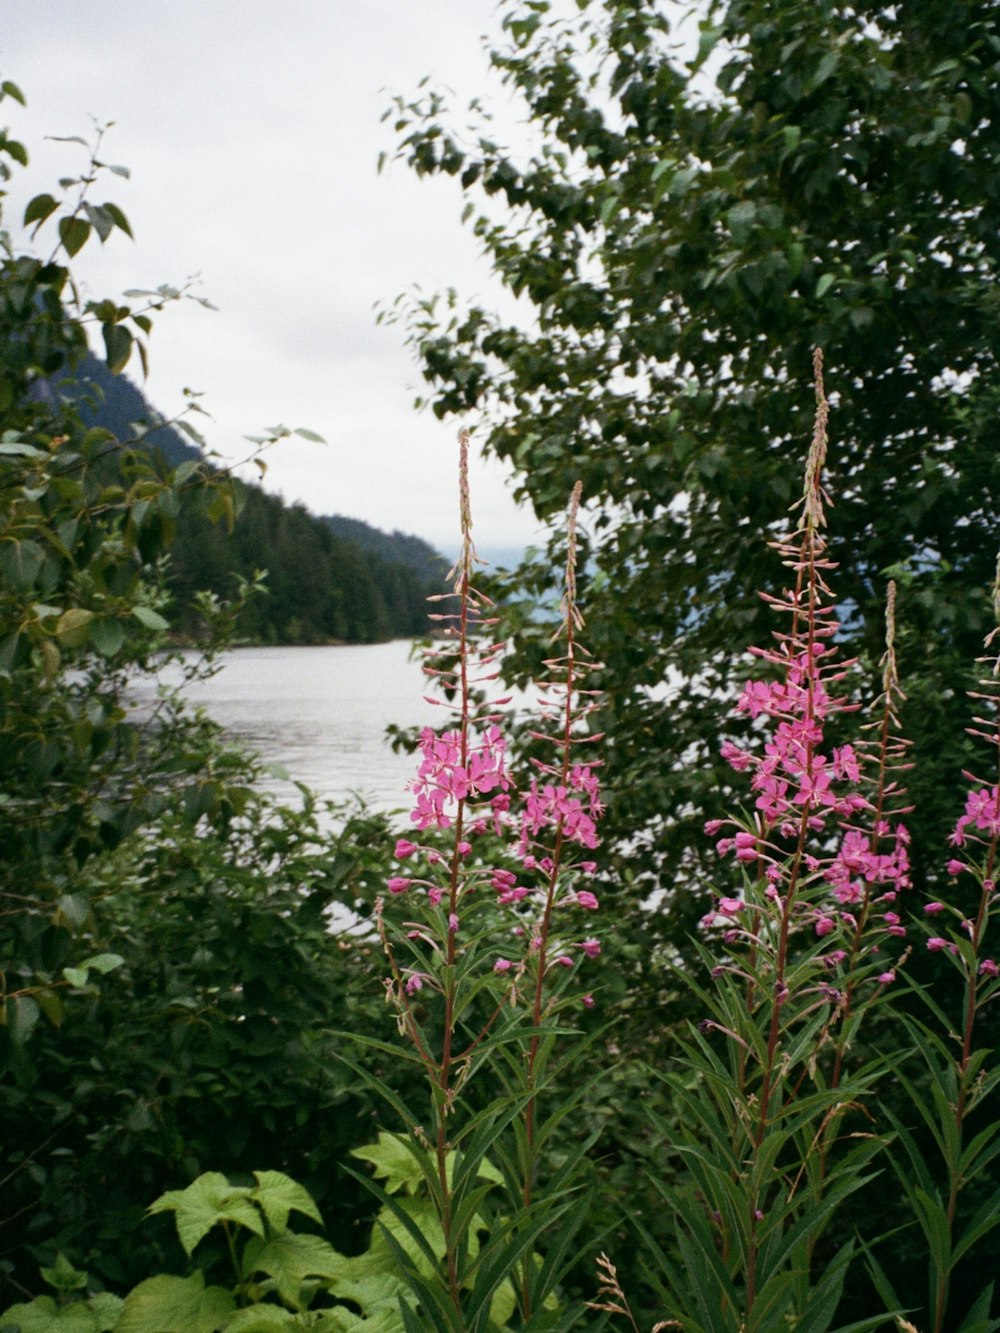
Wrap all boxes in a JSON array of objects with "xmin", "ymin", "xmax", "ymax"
[
  {"xmin": 171, "ymin": 482, "xmax": 439, "ymax": 643},
  {"xmin": 66, "ymin": 353, "xmax": 447, "ymax": 643}
]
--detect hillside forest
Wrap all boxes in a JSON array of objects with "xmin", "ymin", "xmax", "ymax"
[{"xmin": 66, "ymin": 351, "xmax": 448, "ymax": 645}]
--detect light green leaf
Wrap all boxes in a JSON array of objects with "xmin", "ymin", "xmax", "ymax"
[
  {"xmin": 40, "ymin": 1254, "xmax": 87, "ymax": 1294},
  {"xmin": 132, "ymin": 606, "xmax": 169, "ymax": 632},
  {"xmin": 293, "ymin": 428, "xmax": 326, "ymax": 443},
  {"xmin": 351, "ymin": 1132, "xmax": 425, "ymax": 1196},
  {"xmin": 816, "ymin": 273, "xmax": 836, "ymax": 298},
  {"xmin": 0, "ymin": 1294, "xmax": 102, "ymax": 1332},
  {"xmin": 241, "ymin": 1233, "xmax": 342, "ymax": 1311},
  {"xmin": 79, "ymin": 952, "xmax": 125, "ymax": 975},
  {"xmin": 218, "ymin": 1310, "xmax": 304, "ymax": 1332},
  {"xmin": 115, "ymin": 1272, "xmax": 235, "ymax": 1333},
  {"xmin": 56, "ymin": 607, "xmax": 95, "ymax": 646},
  {"xmin": 88, "ymin": 1293, "xmax": 125, "ymax": 1331},
  {"xmin": 147, "ymin": 1174, "xmax": 264, "ymax": 1256},
  {"xmin": 251, "ymin": 1171, "xmax": 323, "ymax": 1234}
]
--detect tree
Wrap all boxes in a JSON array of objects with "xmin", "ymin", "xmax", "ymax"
[{"xmin": 384, "ymin": 0, "xmax": 1000, "ymax": 996}]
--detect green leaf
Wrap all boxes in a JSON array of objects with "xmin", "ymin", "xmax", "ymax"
[
  {"xmin": 241, "ymin": 1232, "xmax": 342, "ymax": 1310},
  {"xmin": 102, "ymin": 201, "xmax": 133, "ymax": 238},
  {"xmin": 40, "ymin": 1253, "xmax": 88, "ymax": 1294},
  {"xmin": 132, "ymin": 605, "xmax": 169, "ymax": 632},
  {"xmin": 293, "ymin": 427, "xmax": 326, "ymax": 443},
  {"xmin": 114, "ymin": 1272, "xmax": 235, "ymax": 1333},
  {"xmin": 24, "ymin": 193, "xmax": 58, "ymax": 228},
  {"xmin": 58, "ymin": 216, "xmax": 91, "ymax": 258},
  {"xmin": 351, "ymin": 1132, "xmax": 428, "ymax": 1196},
  {"xmin": 810, "ymin": 50, "xmax": 840, "ymax": 91},
  {"xmin": 0, "ymin": 539, "xmax": 45, "ymax": 592},
  {"xmin": 0, "ymin": 1294, "xmax": 108, "ymax": 1331},
  {"xmin": 102, "ymin": 321, "xmax": 132, "ymax": 374},
  {"xmin": 9, "ymin": 994, "xmax": 41, "ymax": 1045},
  {"xmin": 251, "ymin": 1170, "xmax": 323, "ymax": 1233},
  {"xmin": 83, "ymin": 203, "xmax": 115, "ymax": 243},
  {"xmin": 79, "ymin": 952, "xmax": 125, "ymax": 975},
  {"xmin": 56, "ymin": 607, "xmax": 95, "ymax": 646},
  {"xmin": 816, "ymin": 273, "xmax": 836, "ymax": 298},
  {"xmin": 1, "ymin": 80, "xmax": 26, "ymax": 105},
  {"xmin": 89, "ymin": 616, "xmax": 126, "ymax": 658},
  {"xmin": 147, "ymin": 1173, "xmax": 264, "ymax": 1256}
]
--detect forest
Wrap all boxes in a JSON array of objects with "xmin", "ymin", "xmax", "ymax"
[
  {"xmin": 3, "ymin": 2, "xmax": 1000, "ymax": 1331},
  {"xmin": 60, "ymin": 351, "xmax": 448, "ymax": 645}
]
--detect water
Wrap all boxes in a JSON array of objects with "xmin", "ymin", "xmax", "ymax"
[{"xmin": 132, "ymin": 641, "xmax": 444, "ymax": 816}]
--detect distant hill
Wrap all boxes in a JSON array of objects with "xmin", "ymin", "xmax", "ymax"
[
  {"xmin": 322, "ymin": 514, "xmax": 449, "ymax": 590},
  {"xmin": 59, "ymin": 354, "xmax": 447, "ymax": 643}
]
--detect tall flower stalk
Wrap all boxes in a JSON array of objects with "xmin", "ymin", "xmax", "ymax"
[
  {"xmin": 642, "ymin": 352, "xmax": 912, "ymax": 1332},
  {"xmin": 357, "ymin": 432, "xmax": 603, "ymax": 1330}
]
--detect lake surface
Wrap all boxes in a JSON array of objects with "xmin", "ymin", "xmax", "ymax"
[{"xmin": 132, "ymin": 641, "xmax": 445, "ymax": 816}]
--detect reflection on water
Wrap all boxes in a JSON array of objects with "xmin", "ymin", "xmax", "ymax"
[{"xmin": 131, "ymin": 640, "xmax": 444, "ymax": 814}]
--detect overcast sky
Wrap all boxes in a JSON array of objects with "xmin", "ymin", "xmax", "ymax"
[{"xmin": 1, "ymin": 1, "xmax": 544, "ymax": 559}]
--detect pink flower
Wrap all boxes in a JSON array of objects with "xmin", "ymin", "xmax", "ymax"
[
  {"xmin": 576, "ymin": 891, "xmax": 599, "ymax": 911},
  {"xmin": 924, "ymin": 902, "xmax": 945, "ymax": 914},
  {"xmin": 815, "ymin": 916, "xmax": 835, "ymax": 938},
  {"xmin": 493, "ymin": 958, "xmax": 513, "ymax": 973},
  {"xmin": 927, "ymin": 937, "xmax": 948, "ymax": 952},
  {"xmin": 553, "ymin": 955, "xmax": 574, "ymax": 968},
  {"xmin": 405, "ymin": 972, "xmax": 425, "ymax": 994},
  {"xmin": 877, "ymin": 971, "xmax": 896, "ymax": 984},
  {"xmin": 387, "ymin": 877, "xmax": 411, "ymax": 894},
  {"xmin": 448, "ymin": 913, "xmax": 460, "ymax": 933},
  {"xmin": 395, "ymin": 839, "xmax": 418, "ymax": 858},
  {"xmin": 980, "ymin": 959, "xmax": 999, "ymax": 978},
  {"xmin": 946, "ymin": 859, "xmax": 967, "ymax": 876},
  {"xmin": 579, "ymin": 938, "xmax": 601, "ymax": 958},
  {"xmin": 581, "ymin": 994, "xmax": 595, "ymax": 1008}
]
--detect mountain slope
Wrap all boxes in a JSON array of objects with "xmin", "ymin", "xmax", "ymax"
[{"xmin": 63, "ymin": 354, "xmax": 446, "ymax": 642}]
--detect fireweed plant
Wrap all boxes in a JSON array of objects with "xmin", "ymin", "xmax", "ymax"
[
  {"xmin": 603, "ymin": 353, "xmax": 1000, "ymax": 1333},
  {"xmin": 346, "ymin": 430, "xmax": 605, "ymax": 1331}
]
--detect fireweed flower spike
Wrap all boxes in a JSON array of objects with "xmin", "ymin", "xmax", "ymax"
[
  {"xmin": 373, "ymin": 434, "xmax": 604, "ymax": 1326},
  {"xmin": 690, "ymin": 352, "xmax": 914, "ymax": 1323}
]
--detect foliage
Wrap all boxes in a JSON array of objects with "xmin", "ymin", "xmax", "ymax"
[
  {"xmin": 381, "ymin": 0, "xmax": 1000, "ymax": 995},
  {"xmin": 0, "ymin": 80, "xmax": 394, "ymax": 1301},
  {"xmin": 0, "ymin": 1135, "xmax": 526, "ymax": 1332},
  {"xmin": 0, "ymin": 82, "xmax": 245, "ymax": 1035}
]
